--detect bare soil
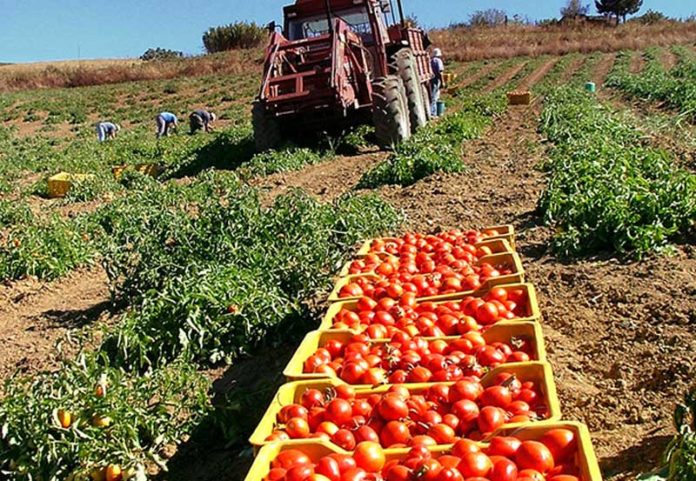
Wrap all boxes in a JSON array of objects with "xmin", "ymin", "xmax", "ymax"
[
  {"xmin": 591, "ymin": 53, "xmax": 617, "ymax": 87},
  {"xmin": 560, "ymin": 56, "xmax": 588, "ymax": 83},
  {"xmin": 630, "ymin": 51, "xmax": 645, "ymax": 74},
  {"xmin": 0, "ymin": 264, "xmax": 112, "ymax": 381},
  {"xmin": 518, "ymin": 58, "xmax": 560, "ymax": 90},
  {"xmin": 483, "ymin": 62, "xmax": 528, "ymax": 93}
]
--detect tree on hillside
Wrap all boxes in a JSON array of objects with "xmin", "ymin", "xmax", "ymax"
[
  {"xmin": 469, "ymin": 9, "xmax": 508, "ymax": 27},
  {"xmin": 203, "ymin": 22, "xmax": 266, "ymax": 53},
  {"xmin": 595, "ymin": 0, "xmax": 644, "ymax": 23},
  {"xmin": 561, "ymin": 0, "xmax": 590, "ymax": 18}
]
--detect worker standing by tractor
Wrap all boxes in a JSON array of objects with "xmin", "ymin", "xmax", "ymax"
[
  {"xmin": 155, "ymin": 112, "xmax": 178, "ymax": 138},
  {"xmin": 189, "ymin": 109, "xmax": 217, "ymax": 134},
  {"xmin": 430, "ymin": 48, "xmax": 445, "ymax": 117},
  {"xmin": 96, "ymin": 121, "xmax": 120, "ymax": 142}
]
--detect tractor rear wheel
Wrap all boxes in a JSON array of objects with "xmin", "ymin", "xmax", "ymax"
[
  {"xmin": 252, "ymin": 101, "xmax": 282, "ymax": 152},
  {"xmin": 372, "ymin": 76, "xmax": 411, "ymax": 149},
  {"xmin": 421, "ymin": 83, "xmax": 433, "ymax": 121},
  {"xmin": 392, "ymin": 49, "xmax": 428, "ymax": 132}
]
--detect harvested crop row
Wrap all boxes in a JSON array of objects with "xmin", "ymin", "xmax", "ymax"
[{"xmin": 538, "ymin": 87, "xmax": 696, "ymax": 257}]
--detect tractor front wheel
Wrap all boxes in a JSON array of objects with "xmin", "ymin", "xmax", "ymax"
[
  {"xmin": 372, "ymin": 76, "xmax": 411, "ymax": 149},
  {"xmin": 252, "ymin": 101, "xmax": 282, "ymax": 152}
]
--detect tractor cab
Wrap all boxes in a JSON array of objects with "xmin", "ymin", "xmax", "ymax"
[{"xmin": 284, "ymin": 0, "xmax": 392, "ymax": 48}]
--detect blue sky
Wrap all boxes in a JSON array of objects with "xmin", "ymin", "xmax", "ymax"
[{"xmin": 1, "ymin": 0, "xmax": 694, "ymax": 63}]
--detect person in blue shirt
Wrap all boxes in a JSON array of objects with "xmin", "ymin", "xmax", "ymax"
[
  {"xmin": 155, "ymin": 112, "xmax": 178, "ymax": 138},
  {"xmin": 96, "ymin": 122, "xmax": 120, "ymax": 142},
  {"xmin": 430, "ymin": 48, "xmax": 446, "ymax": 117},
  {"xmin": 189, "ymin": 109, "xmax": 217, "ymax": 134}
]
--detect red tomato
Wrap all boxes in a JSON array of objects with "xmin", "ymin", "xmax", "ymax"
[
  {"xmin": 354, "ymin": 425, "xmax": 380, "ymax": 443},
  {"xmin": 326, "ymin": 399, "xmax": 353, "ymax": 426},
  {"xmin": 332, "ymin": 429, "xmax": 357, "ymax": 451},
  {"xmin": 385, "ymin": 465, "xmax": 412, "ymax": 481},
  {"xmin": 285, "ymin": 417, "xmax": 310, "ymax": 439},
  {"xmin": 378, "ymin": 396, "xmax": 409, "ymax": 421},
  {"xmin": 518, "ymin": 469, "xmax": 545, "ymax": 481},
  {"xmin": 301, "ymin": 389, "xmax": 325, "ymax": 409},
  {"xmin": 353, "ymin": 441, "xmax": 386, "ymax": 472},
  {"xmin": 480, "ymin": 386, "xmax": 512, "ymax": 408},
  {"xmin": 286, "ymin": 465, "xmax": 315, "ymax": 481},
  {"xmin": 341, "ymin": 467, "xmax": 368, "ymax": 481},
  {"xmin": 316, "ymin": 456, "xmax": 341, "ymax": 481},
  {"xmin": 516, "ymin": 441, "xmax": 555, "ymax": 473},
  {"xmin": 549, "ymin": 476, "xmax": 580, "ymax": 481},
  {"xmin": 457, "ymin": 452, "xmax": 493, "ymax": 478},
  {"xmin": 451, "ymin": 439, "xmax": 481, "ymax": 457},
  {"xmin": 266, "ymin": 468, "xmax": 287, "ymax": 481},
  {"xmin": 435, "ymin": 467, "xmax": 464, "ymax": 481},
  {"xmin": 329, "ymin": 453, "xmax": 357, "ymax": 474},
  {"xmin": 541, "ymin": 429, "xmax": 577, "ymax": 463},
  {"xmin": 428, "ymin": 423, "xmax": 456, "ymax": 444},
  {"xmin": 486, "ymin": 436, "xmax": 522, "ymax": 457},
  {"xmin": 381, "ymin": 421, "xmax": 411, "ymax": 447},
  {"xmin": 489, "ymin": 458, "xmax": 518, "ymax": 481},
  {"xmin": 478, "ymin": 406, "xmax": 506, "ymax": 433}
]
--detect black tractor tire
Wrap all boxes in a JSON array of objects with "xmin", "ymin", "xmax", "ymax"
[
  {"xmin": 392, "ymin": 49, "xmax": 428, "ymax": 132},
  {"xmin": 252, "ymin": 101, "xmax": 282, "ymax": 152},
  {"xmin": 372, "ymin": 76, "xmax": 412, "ymax": 149},
  {"xmin": 421, "ymin": 83, "xmax": 433, "ymax": 121}
]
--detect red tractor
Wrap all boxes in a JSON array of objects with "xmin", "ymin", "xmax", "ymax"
[{"xmin": 253, "ymin": 0, "xmax": 433, "ymax": 151}]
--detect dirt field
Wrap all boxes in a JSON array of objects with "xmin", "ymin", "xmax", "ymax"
[{"xmin": 1, "ymin": 51, "xmax": 693, "ymax": 480}]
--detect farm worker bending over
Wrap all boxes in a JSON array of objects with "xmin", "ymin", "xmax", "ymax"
[
  {"xmin": 189, "ymin": 109, "xmax": 217, "ymax": 134},
  {"xmin": 430, "ymin": 48, "xmax": 445, "ymax": 117},
  {"xmin": 96, "ymin": 122, "xmax": 120, "ymax": 142},
  {"xmin": 155, "ymin": 112, "xmax": 178, "ymax": 138}
]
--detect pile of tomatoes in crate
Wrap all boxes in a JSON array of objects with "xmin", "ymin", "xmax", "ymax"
[{"xmin": 244, "ymin": 226, "xmax": 602, "ymax": 481}]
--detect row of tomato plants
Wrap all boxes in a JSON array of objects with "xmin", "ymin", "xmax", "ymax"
[
  {"xmin": 537, "ymin": 86, "xmax": 696, "ymax": 257},
  {"xmin": 605, "ymin": 47, "xmax": 696, "ymax": 123},
  {"xmin": 243, "ymin": 227, "xmax": 603, "ymax": 481}
]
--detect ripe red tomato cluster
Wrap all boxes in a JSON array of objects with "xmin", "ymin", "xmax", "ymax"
[
  {"xmin": 302, "ymin": 332, "xmax": 534, "ymax": 385},
  {"xmin": 264, "ymin": 428, "xmax": 581, "ymax": 481},
  {"xmin": 367, "ymin": 230, "xmax": 502, "ymax": 258},
  {"xmin": 338, "ymin": 258, "xmax": 513, "ymax": 300},
  {"xmin": 331, "ymin": 287, "xmax": 528, "ymax": 339},
  {"xmin": 267, "ymin": 375, "xmax": 548, "ymax": 449},
  {"xmin": 347, "ymin": 236, "xmax": 497, "ymax": 277}
]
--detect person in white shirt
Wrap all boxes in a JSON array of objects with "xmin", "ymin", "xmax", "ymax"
[{"xmin": 430, "ymin": 48, "xmax": 446, "ymax": 117}]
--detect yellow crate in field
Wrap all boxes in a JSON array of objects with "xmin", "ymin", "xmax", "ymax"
[
  {"xmin": 249, "ymin": 362, "xmax": 560, "ymax": 452},
  {"xmin": 507, "ymin": 91, "xmax": 532, "ymax": 105},
  {"xmin": 245, "ymin": 421, "xmax": 602, "ymax": 481},
  {"xmin": 112, "ymin": 163, "xmax": 164, "ymax": 180},
  {"xmin": 47, "ymin": 172, "xmax": 94, "ymax": 198}
]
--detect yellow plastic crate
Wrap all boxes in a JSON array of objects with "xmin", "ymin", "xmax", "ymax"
[
  {"xmin": 319, "ymin": 282, "xmax": 541, "ymax": 332},
  {"xmin": 356, "ymin": 225, "xmax": 516, "ymax": 257},
  {"xmin": 245, "ymin": 421, "xmax": 601, "ymax": 481},
  {"xmin": 330, "ymin": 252, "xmax": 525, "ymax": 303},
  {"xmin": 249, "ymin": 362, "xmax": 559, "ymax": 452},
  {"xmin": 112, "ymin": 163, "xmax": 164, "ymax": 180},
  {"xmin": 283, "ymin": 321, "xmax": 546, "ymax": 383},
  {"xmin": 47, "ymin": 172, "xmax": 94, "ymax": 198},
  {"xmin": 507, "ymin": 91, "xmax": 532, "ymax": 105}
]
